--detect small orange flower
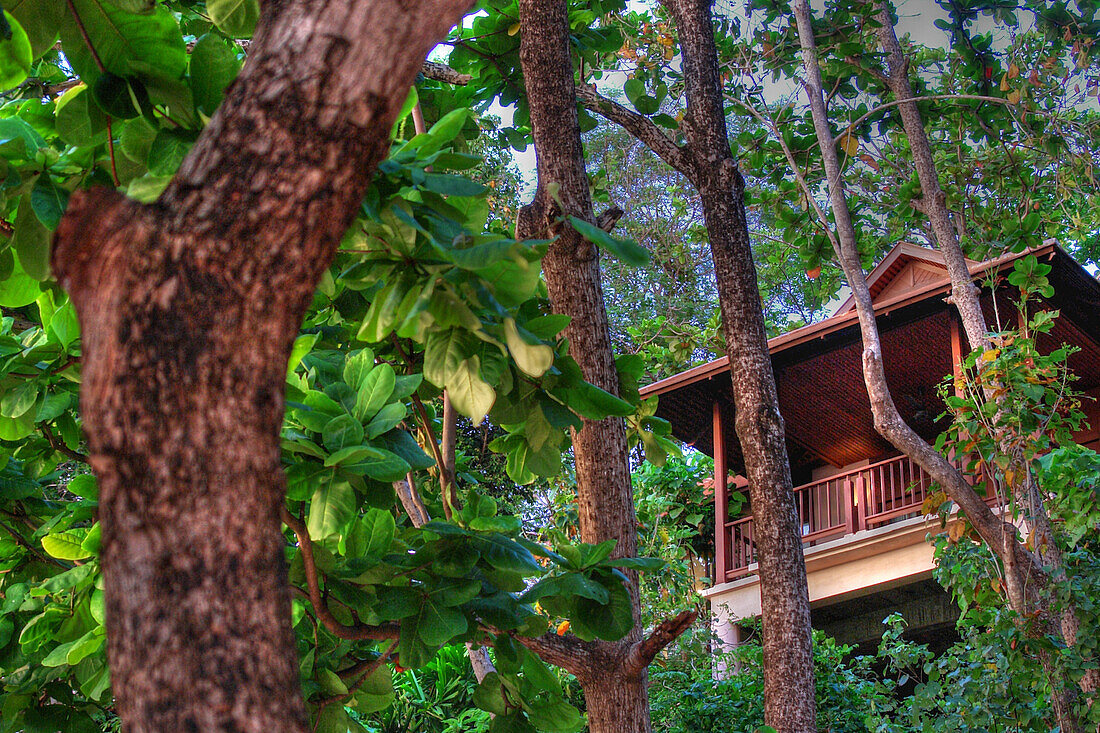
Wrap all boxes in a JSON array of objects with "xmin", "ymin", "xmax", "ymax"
[{"xmin": 556, "ymin": 620, "xmax": 571, "ymax": 636}]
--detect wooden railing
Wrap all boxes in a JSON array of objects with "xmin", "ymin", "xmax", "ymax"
[{"xmin": 720, "ymin": 454, "xmax": 940, "ymax": 582}]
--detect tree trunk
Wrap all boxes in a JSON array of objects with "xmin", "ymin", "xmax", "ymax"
[
  {"xmin": 792, "ymin": 3, "xmax": 1085, "ymax": 730},
  {"xmin": 50, "ymin": 1, "xmax": 469, "ymax": 730},
  {"xmin": 516, "ymin": 0, "xmax": 649, "ymax": 729},
  {"xmin": 659, "ymin": 1, "xmax": 818, "ymax": 728}
]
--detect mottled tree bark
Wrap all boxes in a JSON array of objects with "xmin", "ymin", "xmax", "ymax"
[
  {"xmin": 50, "ymin": 0, "xmax": 470, "ymax": 730},
  {"xmin": 793, "ymin": 3, "xmax": 1085, "ymax": 729},
  {"xmin": 515, "ymin": 0, "xmax": 648, "ymax": 729},
  {"xmin": 657, "ymin": 0, "xmax": 818, "ymax": 727}
]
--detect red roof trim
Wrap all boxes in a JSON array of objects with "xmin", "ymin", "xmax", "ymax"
[{"xmin": 640, "ymin": 244, "xmax": 1056, "ymax": 398}]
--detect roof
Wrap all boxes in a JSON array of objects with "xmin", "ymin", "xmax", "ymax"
[{"xmin": 640, "ymin": 243, "xmax": 1100, "ymax": 476}]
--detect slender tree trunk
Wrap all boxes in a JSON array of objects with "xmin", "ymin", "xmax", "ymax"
[
  {"xmin": 50, "ymin": 1, "xmax": 469, "ymax": 730},
  {"xmin": 658, "ymin": 1, "xmax": 817, "ymax": 729},
  {"xmin": 793, "ymin": 3, "xmax": 1086, "ymax": 730},
  {"xmin": 516, "ymin": 1, "xmax": 649, "ymax": 729}
]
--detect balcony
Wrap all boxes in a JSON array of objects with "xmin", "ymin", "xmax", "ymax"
[{"xmin": 720, "ymin": 453, "xmax": 943, "ymax": 583}]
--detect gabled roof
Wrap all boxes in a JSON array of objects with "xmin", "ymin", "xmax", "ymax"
[
  {"xmin": 639, "ymin": 243, "xmax": 1100, "ymax": 476},
  {"xmin": 831, "ymin": 243, "xmax": 979, "ymax": 315}
]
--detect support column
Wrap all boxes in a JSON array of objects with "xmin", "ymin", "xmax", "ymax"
[
  {"xmin": 949, "ymin": 313, "xmax": 966, "ymax": 398},
  {"xmin": 713, "ymin": 400, "xmax": 727, "ymax": 584}
]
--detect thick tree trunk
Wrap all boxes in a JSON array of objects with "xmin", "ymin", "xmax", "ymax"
[
  {"xmin": 516, "ymin": 0, "xmax": 649, "ymax": 730},
  {"xmin": 659, "ymin": 1, "xmax": 817, "ymax": 728},
  {"xmin": 50, "ymin": 1, "xmax": 469, "ymax": 730},
  {"xmin": 792, "ymin": 3, "xmax": 1086, "ymax": 730},
  {"xmin": 873, "ymin": 1, "xmax": 1098, "ymax": 710}
]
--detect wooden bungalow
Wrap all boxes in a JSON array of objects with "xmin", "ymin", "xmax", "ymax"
[{"xmin": 640, "ymin": 242, "xmax": 1100, "ymax": 652}]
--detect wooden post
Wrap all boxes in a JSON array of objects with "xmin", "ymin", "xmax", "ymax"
[
  {"xmin": 713, "ymin": 400, "xmax": 727, "ymax": 584},
  {"xmin": 844, "ymin": 478, "xmax": 857, "ymax": 534},
  {"xmin": 949, "ymin": 313, "xmax": 966, "ymax": 398}
]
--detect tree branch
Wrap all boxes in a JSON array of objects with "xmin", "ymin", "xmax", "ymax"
[
  {"xmin": 574, "ymin": 84, "xmax": 692, "ymax": 176},
  {"xmin": 623, "ymin": 609, "xmax": 697, "ymax": 675},
  {"xmin": 420, "ymin": 60, "xmax": 473, "ymax": 86},
  {"xmin": 281, "ymin": 508, "xmax": 399, "ymax": 641}
]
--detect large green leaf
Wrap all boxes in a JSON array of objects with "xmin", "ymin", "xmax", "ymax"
[
  {"xmin": 504, "ymin": 318, "xmax": 553, "ymax": 378},
  {"xmin": 346, "ymin": 446, "xmax": 410, "ymax": 483},
  {"xmin": 30, "ymin": 175, "xmax": 69, "ymax": 230},
  {"xmin": 353, "ymin": 362, "xmax": 394, "ymax": 422},
  {"xmin": 42, "ymin": 530, "xmax": 93, "ymax": 560},
  {"xmin": 447, "ymin": 355, "xmax": 495, "ymax": 426},
  {"xmin": 60, "ymin": 0, "xmax": 187, "ymax": 86},
  {"xmin": 567, "ymin": 216, "xmax": 649, "ymax": 267},
  {"xmin": 321, "ymin": 414, "xmax": 363, "ymax": 452},
  {"xmin": 12, "ymin": 194, "xmax": 49, "ymax": 281},
  {"xmin": 206, "ymin": 0, "xmax": 259, "ymax": 38},
  {"xmin": 189, "ymin": 33, "xmax": 240, "ymax": 115},
  {"xmin": 3, "ymin": 0, "xmax": 63, "ymax": 57},
  {"xmin": 417, "ymin": 595, "xmax": 467, "ymax": 647},
  {"xmin": 358, "ymin": 508, "xmax": 395, "ymax": 559},
  {"xmin": 54, "ymin": 84, "xmax": 109, "ymax": 147},
  {"xmin": 0, "ymin": 11, "xmax": 32, "ymax": 89},
  {"xmin": 423, "ymin": 328, "xmax": 476, "ymax": 388},
  {"xmin": 306, "ymin": 480, "xmax": 355, "ymax": 540},
  {"xmin": 567, "ymin": 381, "xmax": 634, "ymax": 420}
]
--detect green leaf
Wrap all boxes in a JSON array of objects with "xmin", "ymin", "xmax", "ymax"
[
  {"xmin": 524, "ymin": 696, "xmax": 584, "ymax": 733},
  {"xmin": 474, "ymin": 672, "xmax": 508, "ymax": 715},
  {"xmin": 569, "ymin": 577, "xmax": 633, "ymax": 641},
  {"xmin": 504, "ymin": 318, "xmax": 553, "ymax": 378},
  {"xmin": 447, "ymin": 356, "xmax": 495, "ymax": 426},
  {"xmin": 423, "ymin": 328, "xmax": 475, "ymax": 388},
  {"xmin": 347, "ymin": 446, "xmax": 411, "ymax": 483},
  {"xmin": 67, "ymin": 628, "xmax": 105, "ymax": 665},
  {"xmin": 418, "ymin": 594, "xmax": 467, "ymax": 646},
  {"xmin": 105, "ymin": 0, "xmax": 154, "ymax": 12},
  {"xmin": 359, "ymin": 508, "xmax": 395, "ymax": 558},
  {"xmin": 206, "ymin": 0, "xmax": 259, "ymax": 38},
  {"xmin": 323, "ymin": 445, "xmax": 375, "ymax": 467},
  {"xmin": 61, "ymin": 0, "xmax": 187, "ymax": 84},
  {"xmin": 118, "ymin": 116, "xmax": 156, "ymax": 163},
  {"xmin": 147, "ymin": 129, "xmax": 192, "ymax": 176},
  {"xmin": 306, "ymin": 480, "xmax": 355, "ymax": 540},
  {"xmin": 473, "ymin": 533, "xmax": 542, "ymax": 575},
  {"xmin": 420, "ymin": 172, "xmax": 486, "ymax": 197},
  {"xmin": 469, "ymin": 515, "xmax": 522, "ymax": 534},
  {"xmin": 567, "ymin": 216, "xmax": 649, "ymax": 267},
  {"xmin": 42, "ymin": 530, "xmax": 93, "ymax": 560},
  {"xmin": 0, "ymin": 12, "xmax": 31, "ymax": 90},
  {"xmin": 4, "ymin": 0, "xmax": 63, "ymax": 57},
  {"xmin": 30, "ymin": 175, "xmax": 68, "ymax": 230},
  {"xmin": 91, "ymin": 72, "xmax": 150, "ymax": 118},
  {"xmin": 365, "ymin": 401, "xmax": 405, "ymax": 439},
  {"xmin": 322, "ymin": 415, "xmax": 364, "ymax": 452},
  {"xmin": 398, "ymin": 613, "xmax": 432, "ymax": 669},
  {"xmin": 568, "ymin": 381, "xmax": 634, "ymax": 419},
  {"xmin": 342, "ymin": 348, "xmax": 375, "ymax": 391},
  {"xmin": 1, "ymin": 379, "xmax": 36, "ymax": 419},
  {"xmin": 0, "ymin": 255, "xmax": 41, "ymax": 307},
  {"xmin": 605, "ymin": 556, "xmax": 665, "ymax": 571},
  {"xmin": 41, "ymin": 638, "xmax": 80, "ymax": 667},
  {"xmin": 12, "ymin": 194, "xmax": 49, "ymax": 281},
  {"xmin": 66, "ymin": 474, "xmax": 98, "ymax": 500},
  {"xmin": 189, "ymin": 33, "xmax": 241, "ymax": 115},
  {"xmin": 125, "ymin": 174, "xmax": 171, "ymax": 203},
  {"xmin": 354, "ymin": 362, "xmax": 395, "ymax": 422},
  {"xmin": 54, "ymin": 84, "xmax": 108, "ymax": 147}
]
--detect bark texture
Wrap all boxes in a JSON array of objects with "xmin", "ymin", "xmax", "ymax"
[
  {"xmin": 794, "ymin": 3, "xmax": 1087, "ymax": 729},
  {"xmin": 661, "ymin": 1, "xmax": 817, "ymax": 728},
  {"xmin": 516, "ymin": 0, "xmax": 648, "ymax": 729},
  {"xmin": 50, "ymin": 1, "xmax": 470, "ymax": 730}
]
